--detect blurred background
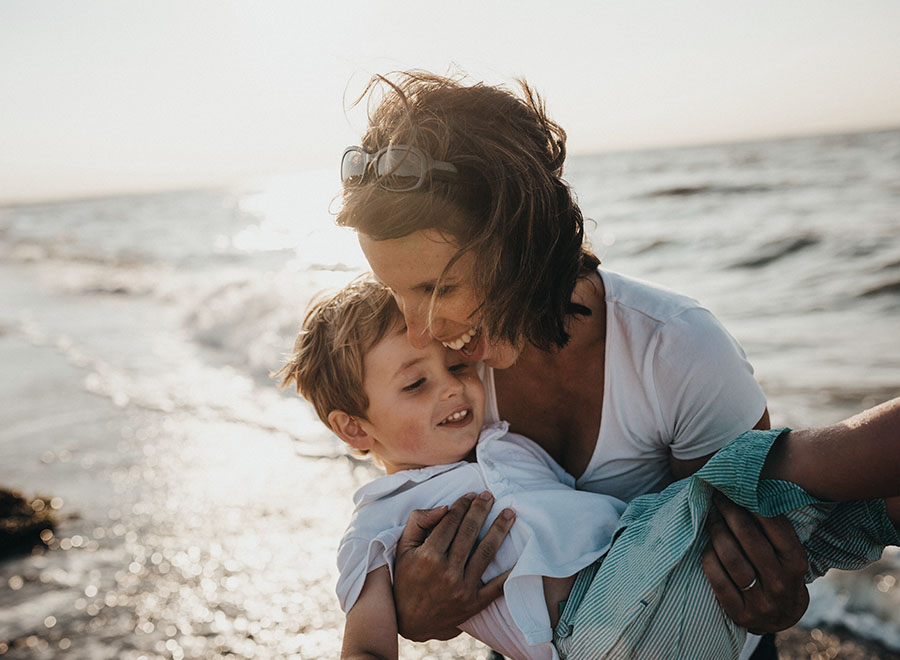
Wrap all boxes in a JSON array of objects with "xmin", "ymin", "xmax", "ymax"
[{"xmin": 1, "ymin": 1, "xmax": 899, "ymax": 658}]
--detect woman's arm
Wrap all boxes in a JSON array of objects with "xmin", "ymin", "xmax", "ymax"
[
  {"xmin": 342, "ymin": 566, "xmax": 400, "ymax": 660},
  {"xmin": 392, "ymin": 492, "xmax": 516, "ymax": 641}
]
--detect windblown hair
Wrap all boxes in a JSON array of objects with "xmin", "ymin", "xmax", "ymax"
[
  {"xmin": 275, "ymin": 276, "xmax": 404, "ymax": 438},
  {"xmin": 337, "ymin": 70, "xmax": 599, "ymax": 351}
]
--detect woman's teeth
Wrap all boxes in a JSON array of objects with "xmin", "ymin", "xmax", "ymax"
[
  {"xmin": 440, "ymin": 409, "xmax": 469, "ymax": 425},
  {"xmin": 443, "ymin": 328, "xmax": 477, "ymax": 351}
]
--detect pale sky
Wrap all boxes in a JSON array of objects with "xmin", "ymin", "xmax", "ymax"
[{"xmin": 1, "ymin": 0, "xmax": 899, "ymax": 203}]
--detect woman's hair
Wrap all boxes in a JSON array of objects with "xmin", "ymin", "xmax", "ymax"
[{"xmin": 337, "ymin": 70, "xmax": 599, "ymax": 351}]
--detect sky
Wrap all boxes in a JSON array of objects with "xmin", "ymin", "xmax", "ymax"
[{"xmin": 1, "ymin": 0, "xmax": 899, "ymax": 203}]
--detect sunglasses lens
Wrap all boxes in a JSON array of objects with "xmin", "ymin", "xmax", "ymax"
[
  {"xmin": 375, "ymin": 147, "xmax": 424, "ymax": 191},
  {"xmin": 341, "ymin": 150, "xmax": 367, "ymax": 185}
]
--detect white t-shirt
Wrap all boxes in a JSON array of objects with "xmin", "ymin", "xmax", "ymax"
[
  {"xmin": 482, "ymin": 268, "xmax": 767, "ymax": 658},
  {"xmin": 336, "ymin": 423, "xmax": 627, "ymax": 660},
  {"xmin": 483, "ymin": 268, "xmax": 767, "ymax": 502}
]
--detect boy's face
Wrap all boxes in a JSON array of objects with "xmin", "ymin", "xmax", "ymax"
[{"xmin": 357, "ymin": 324, "xmax": 485, "ymax": 474}]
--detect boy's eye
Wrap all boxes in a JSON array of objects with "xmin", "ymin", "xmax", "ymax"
[
  {"xmin": 449, "ymin": 363, "xmax": 468, "ymax": 373},
  {"xmin": 403, "ymin": 378, "xmax": 425, "ymax": 391}
]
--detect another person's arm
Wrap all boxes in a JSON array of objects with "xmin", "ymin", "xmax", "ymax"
[
  {"xmin": 761, "ymin": 397, "xmax": 900, "ymax": 513},
  {"xmin": 342, "ymin": 566, "xmax": 400, "ymax": 660},
  {"xmin": 392, "ymin": 492, "xmax": 515, "ymax": 642}
]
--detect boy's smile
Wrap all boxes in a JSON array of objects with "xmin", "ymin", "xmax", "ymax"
[{"xmin": 354, "ymin": 324, "xmax": 485, "ymax": 474}]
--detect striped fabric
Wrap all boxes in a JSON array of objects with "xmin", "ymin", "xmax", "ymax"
[{"xmin": 554, "ymin": 429, "xmax": 900, "ymax": 660}]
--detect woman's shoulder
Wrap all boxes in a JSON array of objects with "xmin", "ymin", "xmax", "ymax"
[{"xmin": 599, "ymin": 268, "xmax": 709, "ymax": 326}]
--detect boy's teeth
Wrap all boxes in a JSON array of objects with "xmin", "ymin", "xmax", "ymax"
[{"xmin": 441, "ymin": 409, "xmax": 469, "ymax": 424}]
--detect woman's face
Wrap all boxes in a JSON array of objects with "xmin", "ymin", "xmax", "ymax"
[{"xmin": 359, "ymin": 229, "xmax": 522, "ymax": 369}]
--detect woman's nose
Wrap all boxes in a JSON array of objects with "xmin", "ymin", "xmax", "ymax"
[{"xmin": 402, "ymin": 302, "xmax": 433, "ymax": 348}]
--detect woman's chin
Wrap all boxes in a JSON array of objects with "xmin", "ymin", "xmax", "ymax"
[
  {"xmin": 462, "ymin": 335, "xmax": 520, "ymax": 369},
  {"xmin": 483, "ymin": 352, "xmax": 519, "ymax": 369}
]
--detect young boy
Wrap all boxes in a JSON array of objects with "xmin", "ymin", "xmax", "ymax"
[{"xmin": 278, "ymin": 276, "xmax": 900, "ymax": 660}]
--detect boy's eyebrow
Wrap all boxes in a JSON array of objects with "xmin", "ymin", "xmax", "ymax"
[{"xmin": 393, "ymin": 356, "xmax": 425, "ymax": 379}]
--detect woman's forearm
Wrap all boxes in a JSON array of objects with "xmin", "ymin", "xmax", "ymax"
[{"xmin": 760, "ymin": 398, "xmax": 900, "ymax": 502}]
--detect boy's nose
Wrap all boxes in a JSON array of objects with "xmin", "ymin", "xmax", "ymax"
[{"xmin": 440, "ymin": 374, "xmax": 465, "ymax": 399}]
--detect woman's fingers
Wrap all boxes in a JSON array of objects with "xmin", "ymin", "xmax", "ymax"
[
  {"xmin": 753, "ymin": 512, "xmax": 809, "ymax": 577},
  {"xmin": 700, "ymin": 541, "xmax": 746, "ymax": 618},
  {"xmin": 447, "ymin": 491, "xmax": 495, "ymax": 567},
  {"xmin": 703, "ymin": 491, "xmax": 810, "ymax": 632},
  {"xmin": 465, "ymin": 506, "xmax": 516, "ymax": 580},
  {"xmin": 397, "ymin": 504, "xmax": 451, "ymax": 553},
  {"xmin": 419, "ymin": 492, "xmax": 477, "ymax": 555},
  {"xmin": 705, "ymin": 496, "xmax": 763, "ymax": 591},
  {"xmin": 392, "ymin": 492, "xmax": 516, "ymax": 642},
  {"xmin": 478, "ymin": 566, "xmax": 514, "ymax": 608}
]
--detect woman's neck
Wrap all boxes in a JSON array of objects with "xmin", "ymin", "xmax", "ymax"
[{"xmin": 493, "ymin": 271, "xmax": 608, "ymax": 476}]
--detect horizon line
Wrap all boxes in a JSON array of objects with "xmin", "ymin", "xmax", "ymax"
[{"xmin": 2, "ymin": 123, "xmax": 898, "ymax": 208}]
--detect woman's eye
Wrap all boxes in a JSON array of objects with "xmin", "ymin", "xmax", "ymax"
[
  {"xmin": 422, "ymin": 284, "xmax": 455, "ymax": 297},
  {"xmin": 403, "ymin": 378, "xmax": 426, "ymax": 391}
]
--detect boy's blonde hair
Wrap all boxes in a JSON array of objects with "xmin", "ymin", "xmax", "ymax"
[{"xmin": 277, "ymin": 276, "xmax": 403, "ymax": 431}]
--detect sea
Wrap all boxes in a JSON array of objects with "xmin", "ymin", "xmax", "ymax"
[{"xmin": 1, "ymin": 128, "xmax": 899, "ymax": 659}]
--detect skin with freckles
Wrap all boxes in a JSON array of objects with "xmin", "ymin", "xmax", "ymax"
[
  {"xmin": 328, "ymin": 323, "xmax": 485, "ymax": 474},
  {"xmin": 359, "ymin": 230, "xmax": 523, "ymax": 369}
]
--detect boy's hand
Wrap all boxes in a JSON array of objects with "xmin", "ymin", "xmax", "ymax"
[
  {"xmin": 702, "ymin": 492, "xmax": 810, "ymax": 634},
  {"xmin": 392, "ymin": 491, "xmax": 515, "ymax": 642}
]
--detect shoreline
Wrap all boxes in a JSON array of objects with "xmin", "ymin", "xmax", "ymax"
[{"xmin": 777, "ymin": 626, "xmax": 900, "ymax": 660}]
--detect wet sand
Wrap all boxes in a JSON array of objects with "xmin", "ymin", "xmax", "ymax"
[{"xmin": 777, "ymin": 627, "xmax": 900, "ymax": 660}]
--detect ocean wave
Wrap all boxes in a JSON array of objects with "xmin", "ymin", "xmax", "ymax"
[
  {"xmin": 860, "ymin": 278, "xmax": 900, "ymax": 298},
  {"xmin": 729, "ymin": 234, "xmax": 820, "ymax": 269},
  {"xmin": 643, "ymin": 183, "xmax": 775, "ymax": 198},
  {"xmin": 181, "ymin": 268, "xmax": 361, "ymax": 384},
  {"xmin": 12, "ymin": 311, "xmax": 341, "ymax": 460}
]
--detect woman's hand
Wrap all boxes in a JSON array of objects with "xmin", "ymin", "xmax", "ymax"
[
  {"xmin": 392, "ymin": 491, "xmax": 516, "ymax": 642},
  {"xmin": 701, "ymin": 492, "xmax": 810, "ymax": 634}
]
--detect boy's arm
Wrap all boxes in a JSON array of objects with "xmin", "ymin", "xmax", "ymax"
[
  {"xmin": 761, "ymin": 398, "xmax": 900, "ymax": 504},
  {"xmin": 341, "ymin": 566, "xmax": 400, "ymax": 660}
]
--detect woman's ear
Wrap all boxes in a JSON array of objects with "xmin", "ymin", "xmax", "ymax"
[{"xmin": 328, "ymin": 410, "xmax": 373, "ymax": 451}]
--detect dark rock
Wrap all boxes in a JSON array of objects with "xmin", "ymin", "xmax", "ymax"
[{"xmin": 0, "ymin": 487, "xmax": 57, "ymax": 559}]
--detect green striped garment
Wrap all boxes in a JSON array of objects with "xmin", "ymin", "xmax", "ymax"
[{"xmin": 554, "ymin": 429, "xmax": 900, "ymax": 660}]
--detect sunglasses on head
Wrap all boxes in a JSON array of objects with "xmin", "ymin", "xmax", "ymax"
[{"xmin": 341, "ymin": 145, "xmax": 458, "ymax": 192}]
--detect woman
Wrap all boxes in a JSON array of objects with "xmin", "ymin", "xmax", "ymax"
[{"xmin": 336, "ymin": 71, "xmax": 809, "ymax": 658}]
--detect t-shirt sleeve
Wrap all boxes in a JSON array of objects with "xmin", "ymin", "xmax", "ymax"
[
  {"xmin": 335, "ymin": 527, "xmax": 402, "ymax": 614},
  {"xmin": 652, "ymin": 307, "xmax": 767, "ymax": 461}
]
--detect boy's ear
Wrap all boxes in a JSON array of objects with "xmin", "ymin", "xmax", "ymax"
[{"xmin": 328, "ymin": 410, "xmax": 373, "ymax": 451}]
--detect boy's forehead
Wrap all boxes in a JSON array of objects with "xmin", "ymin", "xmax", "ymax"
[{"xmin": 367, "ymin": 326, "xmax": 445, "ymax": 376}]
